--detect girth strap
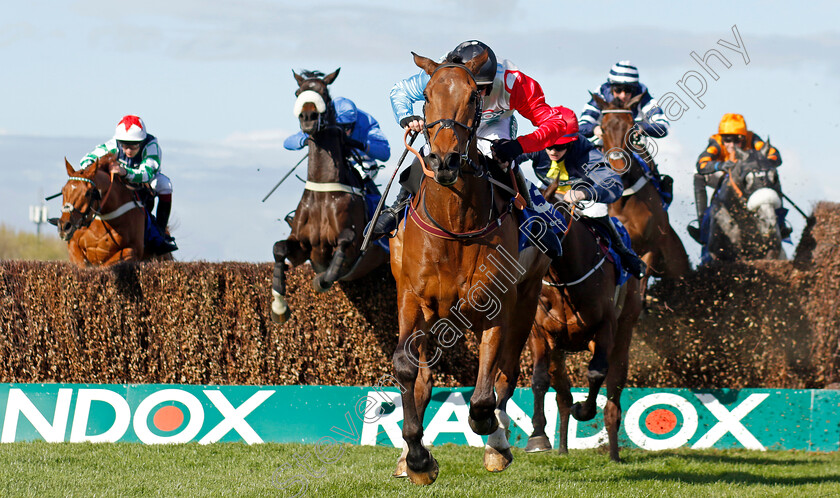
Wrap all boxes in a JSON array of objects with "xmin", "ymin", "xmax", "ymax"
[
  {"xmin": 94, "ymin": 200, "xmax": 143, "ymax": 221},
  {"xmin": 304, "ymin": 181, "xmax": 364, "ymax": 196}
]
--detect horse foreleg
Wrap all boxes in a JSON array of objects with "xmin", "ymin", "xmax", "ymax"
[
  {"xmin": 551, "ymin": 349, "xmax": 573, "ymax": 454},
  {"xmin": 103, "ymin": 248, "xmax": 137, "ymax": 266},
  {"xmin": 571, "ymin": 338, "xmax": 610, "ymax": 423},
  {"xmin": 67, "ymin": 238, "xmax": 87, "ymax": 268},
  {"xmin": 659, "ymin": 226, "xmax": 691, "ymax": 279},
  {"xmin": 271, "ymin": 240, "xmax": 294, "ymax": 324},
  {"xmin": 525, "ymin": 328, "xmax": 552, "ymax": 453},
  {"xmin": 605, "ymin": 282, "xmax": 640, "ymax": 463},
  {"xmin": 468, "ymin": 323, "xmax": 503, "ymax": 437},
  {"xmin": 313, "ymin": 228, "xmax": 354, "ymax": 292},
  {"xmin": 392, "ymin": 297, "xmax": 438, "ymax": 485},
  {"xmin": 393, "ymin": 352, "xmax": 434, "ymax": 479}
]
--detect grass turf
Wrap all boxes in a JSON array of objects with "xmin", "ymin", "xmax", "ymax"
[{"xmin": 2, "ymin": 442, "xmax": 839, "ymax": 497}]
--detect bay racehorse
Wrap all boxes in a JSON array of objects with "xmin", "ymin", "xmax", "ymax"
[
  {"xmin": 706, "ymin": 140, "xmax": 786, "ymax": 261},
  {"xmin": 592, "ymin": 93, "xmax": 689, "ymax": 296},
  {"xmin": 56, "ymin": 153, "xmax": 157, "ymax": 267},
  {"xmin": 270, "ymin": 69, "xmax": 388, "ymax": 324},
  {"xmin": 388, "ymin": 51, "xmax": 551, "ymax": 485},
  {"xmin": 524, "ymin": 180, "xmax": 642, "ymax": 462}
]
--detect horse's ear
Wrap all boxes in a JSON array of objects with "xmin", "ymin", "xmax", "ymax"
[
  {"xmin": 413, "ymin": 52, "xmax": 439, "ymax": 76},
  {"xmin": 733, "ymin": 146, "xmax": 748, "ymax": 162},
  {"xmin": 323, "ymin": 68, "xmax": 340, "ymax": 85},
  {"xmin": 761, "ymin": 137, "xmax": 771, "ymax": 156},
  {"xmin": 293, "ymin": 70, "xmax": 305, "ymax": 87},
  {"xmin": 464, "ymin": 50, "xmax": 489, "ymax": 79},
  {"xmin": 626, "ymin": 93, "xmax": 644, "ymax": 109},
  {"xmin": 65, "ymin": 158, "xmax": 76, "ymax": 176},
  {"xmin": 82, "ymin": 160, "xmax": 98, "ymax": 178},
  {"xmin": 590, "ymin": 91, "xmax": 609, "ymax": 110}
]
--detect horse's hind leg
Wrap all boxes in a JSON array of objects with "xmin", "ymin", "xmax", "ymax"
[
  {"xmin": 271, "ymin": 239, "xmax": 297, "ymax": 324},
  {"xmin": 313, "ymin": 228, "xmax": 354, "ymax": 292},
  {"xmin": 525, "ymin": 328, "xmax": 552, "ymax": 453}
]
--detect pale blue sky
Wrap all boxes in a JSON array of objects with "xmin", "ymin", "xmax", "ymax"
[{"xmin": 1, "ymin": 1, "xmax": 837, "ymax": 262}]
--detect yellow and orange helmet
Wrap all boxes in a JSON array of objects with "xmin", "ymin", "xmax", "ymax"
[{"xmin": 718, "ymin": 113, "xmax": 748, "ymax": 136}]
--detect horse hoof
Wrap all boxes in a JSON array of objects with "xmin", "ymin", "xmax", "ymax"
[
  {"xmin": 312, "ymin": 274, "xmax": 333, "ymax": 292},
  {"xmin": 525, "ymin": 435, "xmax": 552, "ymax": 453},
  {"xmin": 468, "ymin": 415, "xmax": 499, "ymax": 436},
  {"xmin": 392, "ymin": 458, "xmax": 408, "ymax": 478},
  {"xmin": 571, "ymin": 402, "xmax": 596, "ymax": 422},
  {"xmin": 270, "ymin": 291, "xmax": 291, "ymax": 324},
  {"xmin": 483, "ymin": 446, "xmax": 513, "ymax": 472},
  {"xmin": 406, "ymin": 455, "xmax": 438, "ymax": 485}
]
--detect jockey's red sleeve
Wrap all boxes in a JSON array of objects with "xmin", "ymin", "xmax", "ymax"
[{"xmin": 507, "ymin": 71, "xmax": 567, "ymax": 153}]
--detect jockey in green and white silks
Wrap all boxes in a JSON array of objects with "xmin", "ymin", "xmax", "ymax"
[{"xmin": 80, "ymin": 115, "xmax": 176, "ymax": 252}]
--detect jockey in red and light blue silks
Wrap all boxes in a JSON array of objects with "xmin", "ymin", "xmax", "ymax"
[
  {"xmin": 285, "ymin": 96, "xmax": 390, "ymax": 194},
  {"xmin": 370, "ymin": 40, "xmax": 575, "ymax": 261},
  {"xmin": 516, "ymin": 108, "xmax": 646, "ymax": 278}
]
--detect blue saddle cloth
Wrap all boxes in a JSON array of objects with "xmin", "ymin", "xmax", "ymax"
[
  {"xmin": 633, "ymin": 152, "xmax": 672, "ymax": 211},
  {"xmin": 517, "ymin": 183, "xmax": 630, "ymax": 286},
  {"xmin": 143, "ymin": 211, "xmax": 173, "ymax": 255}
]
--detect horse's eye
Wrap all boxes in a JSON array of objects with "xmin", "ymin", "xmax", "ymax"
[{"xmin": 62, "ymin": 203, "xmax": 73, "ymax": 213}]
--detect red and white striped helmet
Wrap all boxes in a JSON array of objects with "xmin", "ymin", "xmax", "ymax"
[{"xmin": 114, "ymin": 115, "xmax": 147, "ymax": 142}]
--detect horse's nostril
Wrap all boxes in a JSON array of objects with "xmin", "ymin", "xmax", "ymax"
[{"xmin": 62, "ymin": 222, "xmax": 71, "ymax": 231}]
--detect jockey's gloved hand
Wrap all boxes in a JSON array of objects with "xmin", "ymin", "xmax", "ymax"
[
  {"xmin": 563, "ymin": 189, "xmax": 589, "ymax": 205},
  {"xmin": 344, "ymin": 137, "xmax": 366, "ymax": 151},
  {"xmin": 629, "ymin": 130, "xmax": 645, "ymax": 148},
  {"xmin": 400, "ymin": 116, "xmax": 424, "ymax": 130},
  {"xmin": 492, "ymin": 139, "xmax": 523, "ymax": 164}
]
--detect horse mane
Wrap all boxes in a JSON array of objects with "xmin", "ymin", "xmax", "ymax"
[{"xmin": 299, "ymin": 69, "xmax": 325, "ymax": 79}]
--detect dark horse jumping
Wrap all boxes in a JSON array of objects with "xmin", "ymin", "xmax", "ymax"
[
  {"xmin": 705, "ymin": 140, "xmax": 786, "ymax": 261},
  {"xmin": 524, "ymin": 181, "xmax": 643, "ymax": 462},
  {"xmin": 388, "ymin": 51, "xmax": 550, "ymax": 485},
  {"xmin": 592, "ymin": 93, "xmax": 689, "ymax": 296},
  {"xmin": 270, "ymin": 69, "xmax": 388, "ymax": 324},
  {"xmin": 56, "ymin": 153, "xmax": 169, "ymax": 266}
]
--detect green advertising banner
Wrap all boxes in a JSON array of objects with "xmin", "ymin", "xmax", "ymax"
[{"xmin": 0, "ymin": 383, "xmax": 837, "ymax": 452}]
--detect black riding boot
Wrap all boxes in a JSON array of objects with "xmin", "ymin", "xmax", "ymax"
[
  {"xmin": 155, "ymin": 195, "xmax": 178, "ymax": 251},
  {"xmin": 688, "ymin": 174, "xmax": 708, "ymax": 243},
  {"xmin": 593, "ymin": 216, "xmax": 646, "ymax": 279},
  {"xmin": 368, "ymin": 188, "xmax": 410, "ymax": 239}
]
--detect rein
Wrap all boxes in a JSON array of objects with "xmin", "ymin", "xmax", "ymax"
[{"xmin": 64, "ymin": 172, "xmax": 139, "ymax": 228}]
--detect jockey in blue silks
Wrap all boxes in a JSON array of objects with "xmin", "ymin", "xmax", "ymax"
[
  {"xmin": 284, "ymin": 96, "xmax": 391, "ymax": 195},
  {"xmin": 517, "ymin": 109, "xmax": 646, "ymax": 278}
]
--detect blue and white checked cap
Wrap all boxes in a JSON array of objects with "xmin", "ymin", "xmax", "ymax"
[{"xmin": 607, "ymin": 61, "xmax": 639, "ymax": 85}]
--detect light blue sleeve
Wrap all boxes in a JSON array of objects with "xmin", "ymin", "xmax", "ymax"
[
  {"xmin": 283, "ymin": 131, "xmax": 308, "ymax": 151},
  {"xmin": 389, "ymin": 70, "xmax": 430, "ymax": 125}
]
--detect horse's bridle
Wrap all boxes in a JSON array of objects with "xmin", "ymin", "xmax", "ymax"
[
  {"xmin": 421, "ymin": 63, "xmax": 484, "ymax": 175},
  {"xmin": 62, "ymin": 176, "xmax": 103, "ymax": 230}
]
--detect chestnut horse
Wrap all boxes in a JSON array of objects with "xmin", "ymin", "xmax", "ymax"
[
  {"xmin": 593, "ymin": 93, "xmax": 689, "ymax": 296},
  {"xmin": 57, "ymin": 153, "xmax": 151, "ymax": 267},
  {"xmin": 388, "ymin": 51, "xmax": 550, "ymax": 485},
  {"xmin": 524, "ymin": 182, "xmax": 643, "ymax": 462},
  {"xmin": 270, "ymin": 69, "xmax": 388, "ymax": 324}
]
